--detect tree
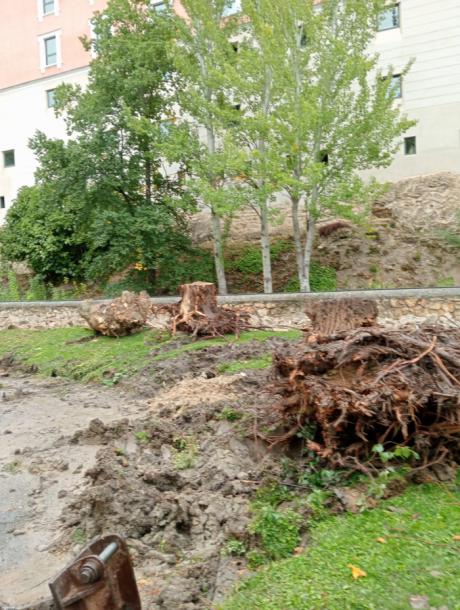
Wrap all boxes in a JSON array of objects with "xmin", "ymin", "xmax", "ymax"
[
  {"xmin": 237, "ymin": 0, "xmax": 414, "ymax": 292},
  {"xmin": 1, "ymin": 0, "xmax": 195, "ymax": 285},
  {"xmin": 225, "ymin": 1, "xmax": 284, "ymax": 293},
  {"xmin": 173, "ymin": 0, "xmax": 246, "ymax": 295}
]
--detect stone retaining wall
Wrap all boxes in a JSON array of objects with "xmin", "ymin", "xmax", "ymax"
[{"xmin": 0, "ymin": 289, "xmax": 458, "ymax": 331}]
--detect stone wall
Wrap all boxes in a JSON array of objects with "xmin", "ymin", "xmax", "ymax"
[
  {"xmin": 0, "ymin": 288, "xmax": 458, "ymax": 331},
  {"xmin": 190, "ymin": 171, "xmax": 460, "ymax": 244}
]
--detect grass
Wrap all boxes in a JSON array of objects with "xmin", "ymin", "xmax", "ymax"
[
  {"xmin": 221, "ymin": 482, "xmax": 460, "ymax": 610},
  {"xmin": 217, "ymin": 354, "xmax": 272, "ymax": 375},
  {"xmin": 0, "ymin": 327, "xmax": 301, "ymax": 383}
]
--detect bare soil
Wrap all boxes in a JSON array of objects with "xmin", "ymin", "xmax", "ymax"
[{"xmin": 0, "ymin": 338, "xmax": 290, "ymax": 609}]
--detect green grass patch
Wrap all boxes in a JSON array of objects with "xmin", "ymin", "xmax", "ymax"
[
  {"xmin": 0, "ymin": 327, "xmax": 301, "ymax": 383},
  {"xmin": 221, "ymin": 482, "xmax": 460, "ymax": 610},
  {"xmin": 0, "ymin": 327, "xmax": 160, "ymax": 383},
  {"xmin": 152, "ymin": 329, "xmax": 301, "ymax": 362},
  {"xmin": 217, "ymin": 354, "xmax": 272, "ymax": 375}
]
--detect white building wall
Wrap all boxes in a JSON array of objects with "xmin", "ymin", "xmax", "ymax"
[
  {"xmin": 368, "ymin": 0, "xmax": 460, "ymax": 180},
  {"xmin": 0, "ymin": 67, "xmax": 89, "ymax": 223}
]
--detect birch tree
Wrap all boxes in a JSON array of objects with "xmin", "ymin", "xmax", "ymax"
[
  {"xmin": 240, "ymin": 0, "xmax": 414, "ymax": 292},
  {"xmin": 174, "ymin": 0, "xmax": 244, "ymax": 294}
]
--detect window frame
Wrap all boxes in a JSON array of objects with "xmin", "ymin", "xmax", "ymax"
[
  {"xmin": 46, "ymin": 89, "xmax": 56, "ymax": 108},
  {"xmin": 0, "ymin": 197, "xmax": 5, "ymax": 210},
  {"xmin": 3, "ymin": 150, "xmax": 15, "ymax": 168},
  {"xmin": 404, "ymin": 136, "xmax": 417, "ymax": 156},
  {"xmin": 222, "ymin": 0, "xmax": 241, "ymax": 17},
  {"xmin": 37, "ymin": 0, "xmax": 59, "ymax": 20},
  {"xmin": 378, "ymin": 3, "xmax": 400, "ymax": 32},
  {"xmin": 150, "ymin": 0, "xmax": 168, "ymax": 12},
  {"xmin": 38, "ymin": 30, "xmax": 62, "ymax": 71}
]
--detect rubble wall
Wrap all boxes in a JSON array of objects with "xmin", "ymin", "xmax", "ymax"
[{"xmin": 0, "ymin": 289, "xmax": 459, "ymax": 331}]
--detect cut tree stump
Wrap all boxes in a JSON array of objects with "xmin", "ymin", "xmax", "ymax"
[{"xmin": 171, "ymin": 282, "xmax": 250, "ymax": 338}]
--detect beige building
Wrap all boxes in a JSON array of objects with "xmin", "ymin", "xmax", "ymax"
[{"xmin": 0, "ymin": 0, "xmax": 459, "ymax": 221}]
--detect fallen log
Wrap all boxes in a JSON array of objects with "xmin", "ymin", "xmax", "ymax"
[{"xmin": 266, "ymin": 325, "xmax": 460, "ymax": 473}]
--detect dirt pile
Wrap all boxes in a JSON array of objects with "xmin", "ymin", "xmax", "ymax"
[
  {"xmin": 267, "ymin": 325, "xmax": 460, "ymax": 475},
  {"xmin": 62, "ymin": 374, "xmax": 278, "ymax": 610}
]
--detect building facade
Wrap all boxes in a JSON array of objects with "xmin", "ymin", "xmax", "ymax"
[{"xmin": 1, "ymin": 0, "xmax": 459, "ymax": 222}]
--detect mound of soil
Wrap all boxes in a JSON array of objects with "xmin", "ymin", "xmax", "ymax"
[{"xmin": 62, "ymin": 373, "xmax": 279, "ymax": 609}]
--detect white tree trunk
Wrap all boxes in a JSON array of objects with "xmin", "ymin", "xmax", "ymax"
[
  {"xmin": 260, "ymin": 199, "xmax": 273, "ymax": 293},
  {"xmin": 301, "ymin": 212, "xmax": 316, "ymax": 293},
  {"xmin": 291, "ymin": 195, "xmax": 305, "ymax": 290},
  {"xmin": 211, "ymin": 209, "xmax": 228, "ymax": 295}
]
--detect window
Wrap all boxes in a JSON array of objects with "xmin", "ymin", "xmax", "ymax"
[
  {"xmin": 222, "ymin": 0, "xmax": 241, "ymax": 17},
  {"xmin": 3, "ymin": 150, "xmax": 15, "ymax": 168},
  {"xmin": 378, "ymin": 4, "xmax": 400, "ymax": 31},
  {"xmin": 151, "ymin": 0, "xmax": 167, "ymax": 12},
  {"xmin": 383, "ymin": 74, "xmax": 402, "ymax": 99},
  {"xmin": 404, "ymin": 136, "xmax": 416, "ymax": 155},
  {"xmin": 0, "ymin": 197, "xmax": 5, "ymax": 209},
  {"xmin": 44, "ymin": 35, "xmax": 57, "ymax": 66},
  {"xmin": 391, "ymin": 74, "xmax": 402, "ymax": 99},
  {"xmin": 46, "ymin": 89, "xmax": 56, "ymax": 108},
  {"xmin": 43, "ymin": 0, "xmax": 55, "ymax": 15}
]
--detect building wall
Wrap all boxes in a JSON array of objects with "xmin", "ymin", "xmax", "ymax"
[
  {"xmin": 1, "ymin": 0, "xmax": 460, "ymax": 221},
  {"xmin": 369, "ymin": 0, "xmax": 460, "ymax": 180}
]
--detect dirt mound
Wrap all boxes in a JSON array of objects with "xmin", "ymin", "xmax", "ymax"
[{"xmin": 61, "ymin": 374, "xmax": 278, "ymax": 609}]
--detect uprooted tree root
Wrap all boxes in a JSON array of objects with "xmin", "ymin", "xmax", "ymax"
[
  {"xmin": 168, "ymin": 281, "xmax": 250, "ymax": 338},
  {"xmin": 265, "ymin": 325, "xmax": 460, "ymax": 475}
]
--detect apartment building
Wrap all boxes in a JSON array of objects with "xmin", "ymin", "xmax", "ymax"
[{"xmin": 0, "ymin": 0, "xmax": 459, "ymax": 221}]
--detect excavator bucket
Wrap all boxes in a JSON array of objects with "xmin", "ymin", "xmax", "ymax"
[{"xmin": 49, "ymin": 534, "xmax": 141, "ymax": 610}]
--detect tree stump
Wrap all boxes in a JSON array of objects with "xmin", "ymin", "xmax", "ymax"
[
  {"xmin": 171, "ymin": 282, "xmax": 249, "ymax": 338},
  {"xmin": 305, "ymin": 298, "xmax": 378, "ymax": 335},
  {"xmin": 80, "ymin": 291, "xmax": 152, "ymax": 337}
]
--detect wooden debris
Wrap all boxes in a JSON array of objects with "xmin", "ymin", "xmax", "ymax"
[
  {"xmin": 170, "ymin": 282, "xmax": 250, "ymax": 338},
  {"xmin": 80, "ymin": 291, "xmax": 151, "ymax": 337},
  {"xmin": 266, "ymin": 325, "xmax": 460, "ymax": 473}
]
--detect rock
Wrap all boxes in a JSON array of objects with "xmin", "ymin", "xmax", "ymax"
[
  {"xmin": 409, "ymin": 596, "xmax": 430, "ymax": 610},
  {"xmin": 80, "ymin": 291, "xmax": 152, "ymax": 337}
]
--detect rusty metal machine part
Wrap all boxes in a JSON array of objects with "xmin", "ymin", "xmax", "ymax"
[{"xmin": 49, "ymin": 534, "xmax": 141, "ymax": 610}]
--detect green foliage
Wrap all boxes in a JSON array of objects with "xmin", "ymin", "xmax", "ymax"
[
  {"xmin": 225, "ymin": 539, "xmax": 247, "ymax": 557},
  {"xmin": 436, "ymin": 276, "xmax": 455, "ymax": 288},
  {"xmin": 0, "ymin": 0, "xmax": 195, "ymax": 285},
  {"xmin": 25, "ymin": 276, "xmax": 48, "ymax": 301},
  {"xmin": 172, "ymin": 436, "xmax": 199, "ymax": 470},
  {"xmin": 227, "ymin": 240, "xmax": 291, "ymax": 276},
  {"xmin": 250, "ymin": 504, "xmax": 302, "ymax": 562},
  {"xmin": 217, "ymin": 354, "xmax": 272, "ymax": 375},
  {"xmin": 372, "ymin": 443, "xmax": 420, "ymax": 464},
  {"xmin": 135, "ymin": 431, "xmax": 150, "ymax": 444},
  {"xmin": 284, "ymin": 263, "xmax": 337, "ymax": 292},
  {"xmin": 221, "ymin": 482, "xmax": 460, "ymax": 610},
  {"xmin": 5, "ymin": 271, "xmax": 21, "ymax": 301},
  {"xmin": 218, "ymin": 407, "xmax": 243, "ymax": 422}
]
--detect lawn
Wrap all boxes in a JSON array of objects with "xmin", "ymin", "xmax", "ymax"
[
  {"xmin": 0, "ymin": 327, "xmax": 300, "ymax": 383},
  {"xmin": 221, "ymin": 482, "xmax": 460, "ymax": 610}
]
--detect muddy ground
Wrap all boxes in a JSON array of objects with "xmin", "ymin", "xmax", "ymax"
[{"xmin": 0, "ymin": 337, "xmax": 295, "ymax": 609}]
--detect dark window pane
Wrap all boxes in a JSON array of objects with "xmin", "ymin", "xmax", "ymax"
[
  {"xmin": 0, "ymin": 197, "xmax": 5, "ymax": 209},
  {"xmin": 391, "ymin": 74, "xmax": 402, "ymax": 98},
  {"xmin": 3, "ymin": 150, "xmax": 15, "ymax": 167},
  {"xmin": 404, "ymin": 136, "xmax": 416, "ymax": 155},
  {"xmin": 43, "ymin": 0, "xmax": 55, "ymax": 14},
  {"xmin": 378, "ymin": 4, "xmax": 400, "ymax": 31},
  {"xmin": 46, "ymin": 89, "xmax": 55, "ymax": 108},
  {"xmin": 44, "ymin": 36, "xmax": 57, "ymax": 66},
  {"xmin": 222, "ymin": 0, "xmax": 241, "ymax": 17}
]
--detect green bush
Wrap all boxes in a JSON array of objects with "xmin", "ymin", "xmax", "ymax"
[
  {"xmin": 227, "ymin": 240, "xmax": 292, "ymax": 276},
  {"xmin": 284, "ymin": 262, "xmax": 337, "ymax": 292},
  {"xmin": 25, "ymin": 276, "xmax": 48, "ymax": 301},
  {"xmin": 250, "ymin": 505, "xmax": 302, "ymax": 561}
]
